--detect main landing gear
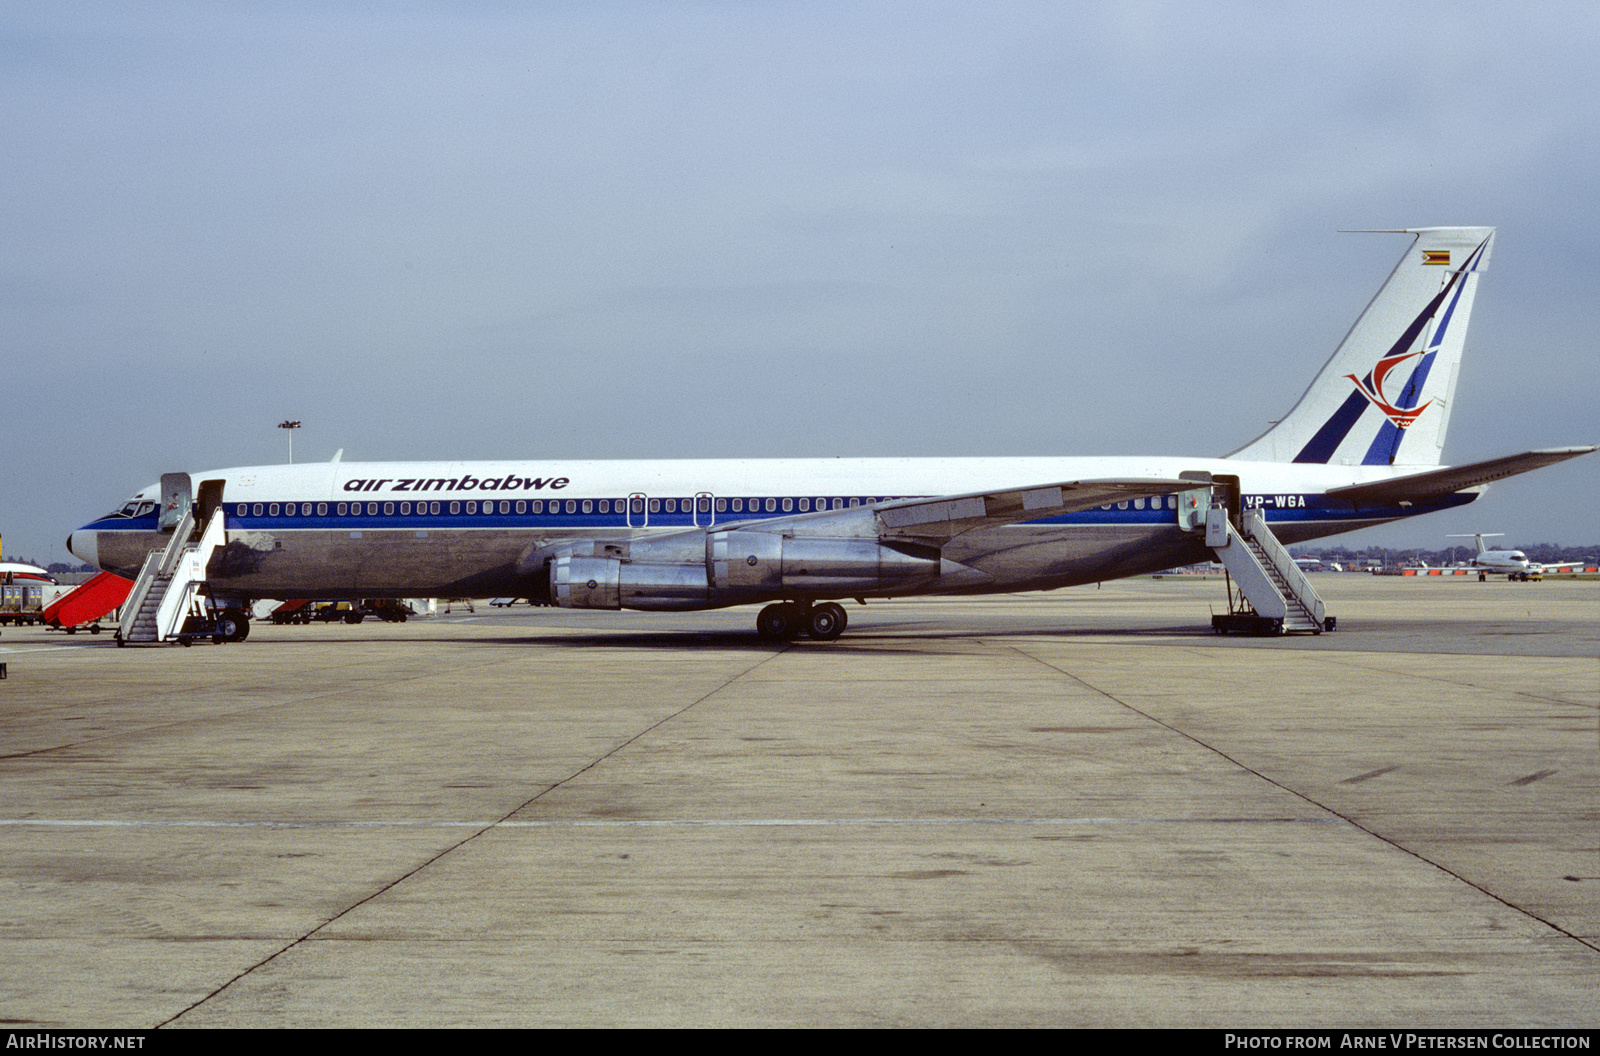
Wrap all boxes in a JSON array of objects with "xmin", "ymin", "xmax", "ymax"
[{"xmin": 755, "ymin": 601, "xmax": 849, "ymax": 642}]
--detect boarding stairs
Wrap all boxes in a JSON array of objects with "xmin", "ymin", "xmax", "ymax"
[
  {"xmin": 1207, "ymin": 505, "xmax": 1333, "ymax": 636},
  {"xmin": 117, "ymin": 505, "xmax": 228, "ymax": 645}
]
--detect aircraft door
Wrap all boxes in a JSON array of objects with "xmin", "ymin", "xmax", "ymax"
[
  {"xmin": 1211, "ymin": 474, "xmax": 1242, "ymax": 527},
  {"xmin": 627, "ymin": 492, "xmax": 648, "ymax": 528},
  {"xmin": 1176, "ymin": 471, "xmax": 1212, "ymax": 533},
  {"xmin": 197, "ymin": 480, "xmax": 226, "ymax": 526},
  {"xmin": 693, "ymin": 492, "xmax": 715, "ymax": 528},
  {"xmin": 159, "ymin": 473, "xmax": 192, "ymax": 532}
]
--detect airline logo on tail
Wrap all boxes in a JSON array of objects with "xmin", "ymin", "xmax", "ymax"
[{"xmin": 1344, "ymin": 350, "xmax": 1433, "ymax": 429}]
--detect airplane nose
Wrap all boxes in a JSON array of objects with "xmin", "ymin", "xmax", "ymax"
[{"xmin": 67, "ymin": 530, "xmax": 99, "ymax": 569}]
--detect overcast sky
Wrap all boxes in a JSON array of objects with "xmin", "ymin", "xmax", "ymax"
[{"xmin": 5, "ymin": 1, "xmax": 1596, "ymax": 566}]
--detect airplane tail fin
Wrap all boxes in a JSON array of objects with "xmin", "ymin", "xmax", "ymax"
[
  {"xmin": 1448, "ymin": 532, "xmax": 1503, "ymax": 555},
  {"xmin": 1228, "ymin": 227, "xmax": 1494, "ymax": 466}
]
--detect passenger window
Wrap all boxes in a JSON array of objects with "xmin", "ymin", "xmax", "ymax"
[
  {"xmin": 516, "ymin": 501, "xmax": 526, "ymax": 514},
  {"xmin": 765, "ymin": 498, "xmax": 776, "ymax": 512},
  {"xmin": 582, "ymin": 500, "xmax": 593, "ymax": 514},
  {"xmin": 253, "ymin": 503, "xmax": 264, "ymax": 516},
  {"xmin": 466, "ymin": 501, "xmax": 477, "ymax": 514},
  {"xmin": 732, "ymin": 498, "xmax": 743, "ymax": 512},
  {"xmin": 236, "ymin": 504, "xmax": 247, "ymax": 516},
  {"xmin": 716, "ymin": 498, "xmax": 727, "ymax": 513},
  {"xmin": 782, "ymin": 498, "xmax": 793, "ymax": 512},
  {"xmin": 799, "ymin": 498, "xmax": 810, "ymax": 511},
  {"xmin": 317, "ymin": 503, "xmax": 328, "ymax": 516},
  {"xmin": 449, "ymin": 502, "xmax": 460, "ymax": 514},
  {"xmin": 269, "ymin": 504, "xmax": 279, "ymax": 516},
  {"xmin": 649, "ymin": 499, "xmax": 660, "ymax": 513},
  {"xmin": 384, "ymin": 502, "xmax": 394, "ymax": 515},
  {"xmin": 400, "ymin": 502, "xmax": 411, "ymax": 515},
  {"xmin": 337, "ymin": 503, "xmax": 348, "ymax": 516}
]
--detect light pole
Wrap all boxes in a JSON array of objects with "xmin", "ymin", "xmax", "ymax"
[{"xmin": 278, "ymin": 420, "xmax": 302, "ymax": 464}]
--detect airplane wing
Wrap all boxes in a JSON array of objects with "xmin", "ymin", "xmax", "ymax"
[
  {"xmin": 873, "ymin": 478, "xmax": 1190, "ymax": 542},
  {"xmin": 715, "ymin": 477, "xmax": 1193, "ymax": 544},
  {"xmin": 1326, "ymin": 447, "xmax": 1596, "ymax": 506}
]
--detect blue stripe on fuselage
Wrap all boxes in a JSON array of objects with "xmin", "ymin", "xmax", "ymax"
[{"xmin": 88, "ymin": 492, "xmax": 1472, "ymax": 541}]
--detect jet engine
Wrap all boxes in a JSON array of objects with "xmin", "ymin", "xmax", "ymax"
[{"xmin": 545, "ymin": 529, "xmax": 946, "ymax": 611}]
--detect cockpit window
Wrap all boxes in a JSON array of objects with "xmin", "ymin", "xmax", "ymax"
[{"xmin": 104, "ymin": 497, "xmax": 157, "ymax": 520}]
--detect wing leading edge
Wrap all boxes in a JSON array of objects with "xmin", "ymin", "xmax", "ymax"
[{"xmin": 701, "ymin": 477, "xmax": 1194, "ymax": 546}]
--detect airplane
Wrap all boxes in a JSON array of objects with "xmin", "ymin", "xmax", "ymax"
[
  {"xmin": 1448, "ymin": 536, "xmax": 1600, "ymax": 580},
  {"xmin": 66, "ymin": 226, "xmax": 1594, "ymax": 642},
  {"xmin": 0, "ymin": 560, "xmax": 57, "ymax": 585},
  {"xmin": 1448, "ymin": 534, "xmax": 1542, "ymax": 581}
]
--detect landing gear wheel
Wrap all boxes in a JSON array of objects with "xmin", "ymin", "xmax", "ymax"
[
  {"xmin": 756, "ymin": 603, "xmax": 803, "ymax": 641},
  {"xmin": 806, "ymin": 602, "xmax": 848, "ymax": 641}
]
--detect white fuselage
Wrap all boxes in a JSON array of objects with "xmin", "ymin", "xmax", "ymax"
[{"xmin": 70, "ymin": 455, "xmax": 1477, "ymax": 604}]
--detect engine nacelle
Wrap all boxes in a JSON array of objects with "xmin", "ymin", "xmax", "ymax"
[
  {"xmin": 549, "ymin": 531, "xmax": 950, "ymax": 612},
  {"xmin": 709, "ymin": 531, "xmax": 942, "ymax": 597},
  {"xmin": 551, "ymin": 554, "xmax": 710, "ymax": 611}
]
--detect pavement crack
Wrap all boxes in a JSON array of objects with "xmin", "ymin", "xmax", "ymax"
[
  {"xmin": 1004, "ymin": 642, "xmax": 1600, "ymax": 957},
  {"xmin": 156, "ymin": 648, "xmax": 785, "ymax": 1027}
]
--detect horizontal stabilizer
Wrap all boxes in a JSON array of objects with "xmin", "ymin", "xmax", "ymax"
[{"xmin": 1326, "ymin": 447, "xmax": 1595, "ymax": 506}]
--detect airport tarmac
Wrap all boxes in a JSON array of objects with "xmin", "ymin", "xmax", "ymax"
[{"xmin": 0, "ymin": 575, "xmax": 1594, "ymax": 1028}]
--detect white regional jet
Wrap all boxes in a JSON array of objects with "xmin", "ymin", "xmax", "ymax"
[
  {"xmin": 67, "ymin": 227, "xmax": 1593, "ymax": 641},
  {"xmin": 1446, "ymin": 531, "xmax": 1593, "ymax": 582},
  {"xmin": 1448, "ymin": 534, "xmax": 1541, "ymax": 580}
]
